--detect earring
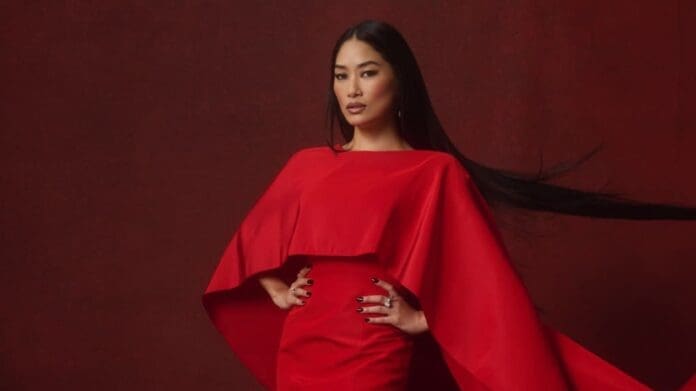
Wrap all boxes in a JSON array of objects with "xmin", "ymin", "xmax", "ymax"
[{"xmin": 397, "ymin": 109, "xmax": 402, "ymax": 118}]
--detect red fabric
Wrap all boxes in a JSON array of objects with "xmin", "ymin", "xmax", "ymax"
[
  {"xmin": 276, "ymin": 255, "xmax": 416, "ymax": 390},
  {"xmin": 679, "ymin": 373, "xmax": 696, "ymax": 391},
  {"xmin": 202, "ymin": 144, "xmax": 652, "ymax": 390}
]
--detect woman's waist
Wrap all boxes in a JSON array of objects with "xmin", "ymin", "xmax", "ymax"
[
  {"xmin": 302, "ymin": 255, "xmax": 386, "ymax": 282},
  {"xmin": 292, "ymin": 254, "xmax": 391, "ymax": 300}
]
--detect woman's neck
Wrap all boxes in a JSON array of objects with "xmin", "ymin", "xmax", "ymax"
[{"xmin": 343, "ymin": 128, "xmax": 413, "ymax": 151}]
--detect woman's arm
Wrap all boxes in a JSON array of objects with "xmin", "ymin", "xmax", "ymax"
[
  {"xmin": 258, "ymin": 265, "xmax": 313, "ymax": 310},
  {"xmin": 258, "ymin": 274, "xmax": 289, "ymax": 300}
]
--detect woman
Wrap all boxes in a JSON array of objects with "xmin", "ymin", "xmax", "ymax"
[{"xmin": 202, "ymin": 20, "xmax": 696, "ymax": 390}]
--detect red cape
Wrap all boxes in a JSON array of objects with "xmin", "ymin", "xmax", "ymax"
[
  {"xmin": 202, "ymin": 145, "xmax": 652, "ymax": 390},
  {"xmin": 680, "ymin": 374, "xmax": 696, "ymax": 391}
]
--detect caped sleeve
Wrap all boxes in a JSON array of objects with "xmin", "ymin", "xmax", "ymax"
[
  {"xmin": 204, "ymin": 150, "xmax": 304, "ymax": 295},
  {"xmin": 202, "ymin": 149, "xmax": 306, "ymax": 390},
  {"xmin": 390, "ymin": 156, "xmax": 652, "ymax": 391}
]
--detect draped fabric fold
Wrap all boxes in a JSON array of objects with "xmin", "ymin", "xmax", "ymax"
[{"xmin": 202, "ymin": 145, "xmax": 651, "ymax": 390}]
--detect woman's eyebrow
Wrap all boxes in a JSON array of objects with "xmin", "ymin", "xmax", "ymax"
[{"xmin": 334, "ymin": 60, "xmax": 381, "ymax": 69}]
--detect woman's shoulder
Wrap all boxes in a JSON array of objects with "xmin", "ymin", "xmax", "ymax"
[
  {"xmin": 292, "ymin": 145, "xmax": 328, "ymax": 156},
  {"xmin": 284, "ymin": 145, "xmax": 326, "ymax": 164}
]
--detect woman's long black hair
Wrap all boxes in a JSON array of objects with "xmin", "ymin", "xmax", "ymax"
[{"xmin": 325, "ymin": 19, "xmax": 696, "ymax": 221}]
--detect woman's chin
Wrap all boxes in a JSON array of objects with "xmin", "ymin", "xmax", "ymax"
[{"xmin": 347, "ymin": 117, "xmax": 381, "ymax": 128}]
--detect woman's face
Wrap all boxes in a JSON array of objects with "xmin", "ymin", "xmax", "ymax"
[{"xmin": 333, "ymin": 38, "xmax": 398, "ymax": 129}]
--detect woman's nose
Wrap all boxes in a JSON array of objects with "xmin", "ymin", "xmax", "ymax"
[{"xmin": 349, "ymin": 80, "xmax": 362, "ymax": 97}]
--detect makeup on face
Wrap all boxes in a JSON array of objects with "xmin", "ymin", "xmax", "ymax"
[{"xmin": 333, "ymin": 39, "xmax": 398, "ymax": 126}]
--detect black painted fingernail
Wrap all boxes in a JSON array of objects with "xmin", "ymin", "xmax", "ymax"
[
  {"xmin": 306, "ymin": 291, "xmax": 311, "ymax": 297},
  {"xmin": 364, "ymin": 318, "xmax": 370, "ymax": 323},
  {"xmin": 307, "ymin": 279, "xmax": 313, "ymax": 285},
  {"xmin": 356, "ymin": 307, "xmax": 363, "ymax": 313},
  {"xmin": 356, "ymin": 296, "xmax": 363, "ymax": 302},
  {"xmin": 370, "ymin": 277, "xmax": 379, "ymax": 283}
]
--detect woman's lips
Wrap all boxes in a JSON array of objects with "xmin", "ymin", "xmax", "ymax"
[{"xmin": 347, "ymin": 105, "xmax": 366, "ymax": 114}]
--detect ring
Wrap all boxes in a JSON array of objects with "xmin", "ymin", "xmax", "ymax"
[
  {"xmin": 290, "ymin": 287, "xmax": 296, "ymax": 295},
  {"xmin": 384, "ymin": 297, "xmax": 392, "ymax": 308}
]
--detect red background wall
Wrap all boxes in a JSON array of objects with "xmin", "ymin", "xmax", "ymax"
[{"xmin": 2, "ymin": 1, "xmax": 694, "ymax": 390}]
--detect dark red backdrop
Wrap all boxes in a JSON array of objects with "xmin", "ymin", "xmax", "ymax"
[{"xmin": 1, "ymin": 1, "xmax": 694, "ymax": 390}]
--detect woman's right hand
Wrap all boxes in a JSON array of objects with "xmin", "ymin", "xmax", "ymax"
[{"xmin": 270, "ymin": 265, "xmax": 313, "ymax": 310}]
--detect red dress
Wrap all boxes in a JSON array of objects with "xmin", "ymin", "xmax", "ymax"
[
  {"xmin": 276, "ymin": 254, "xmax": 415, "ymax": 390},
  {"xmin": 202, "ymin": 144, "xmax": 653, "ymax": 390}
]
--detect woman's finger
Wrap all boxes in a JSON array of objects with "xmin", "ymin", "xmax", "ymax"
[
  {"xmin": 298, "ymin": 277, "xmax": 313, "ymax": 287},
  {"xmin": 297, "ymin": 265, "xmax": 312, "ymax": 278},
  {"xmin": 371, "ymin": 277, "xmax": 398, "ymax": 297},
  {"xmin": 364, "ymin": 315, "xmax": 395, "ymax": 324},
  {"xmin": 290, "ymin": 286, "xmax": 311, "ymax": 298},
  {"xmin": 358, "ymin": 294, "xmax": 398, "ymax": 305},
  {"xmin": 358, "ymin": 305, "xmax": 390, "ymax": 314},
  {"xmin": 287, "ymin": 288, "xmax": 305, "ymax": 305}
]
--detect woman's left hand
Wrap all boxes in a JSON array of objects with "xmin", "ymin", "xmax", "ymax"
[{"xmin": 356, "ymin": 277, "xmax": 429, "ymax": 335}]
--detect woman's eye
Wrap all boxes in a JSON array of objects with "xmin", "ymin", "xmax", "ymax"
[{"xmin": 334, "ymin": 71, "xmax": 377, "ymax": 80}]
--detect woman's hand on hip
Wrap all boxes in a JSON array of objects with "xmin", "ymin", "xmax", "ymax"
[
  {"xmin": 356, "ymin": 277, "xmax": 429, "ymax": 335},
  {"xmin": 270, "ymin": 265, "xmax": 313, "ymax": 310}
]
